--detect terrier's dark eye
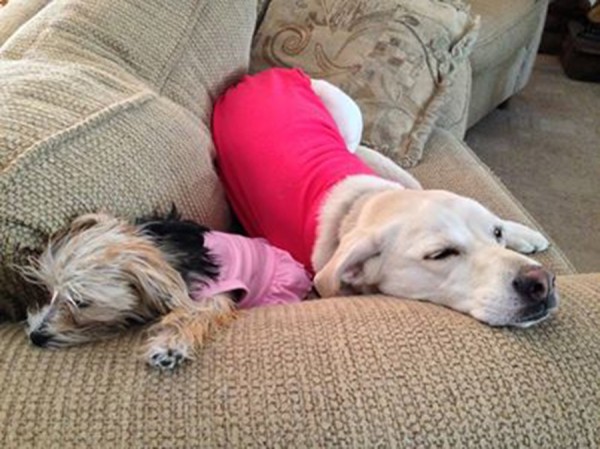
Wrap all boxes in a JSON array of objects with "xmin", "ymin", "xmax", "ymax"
[
  {"xmin": 425, "ymin": 248, "xmax": 460, "ymax": 260},
  {"xmin": 494, "ymin": 226, "xmax": 503, "ymax": 241}
]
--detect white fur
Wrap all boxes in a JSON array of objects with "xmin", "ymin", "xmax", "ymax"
[
  {"xmin": 310, "ymin": 79, "xmax": 557, "ymax": 327},
  {"xmin": 314, "ymin": 187, "xmax": 556, "ymax": 326},
  {"xmin": 311, "ymin": 79, "xmax": 363, "ymax": 152}
]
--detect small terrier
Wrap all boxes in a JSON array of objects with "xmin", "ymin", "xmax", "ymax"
[{"xmin": 21, "ymin": 209, "xmax": 312, "ymax": 370}]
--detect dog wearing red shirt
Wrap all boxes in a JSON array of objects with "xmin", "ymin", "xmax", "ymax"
[{"xmin": 213, "ymin": 68, "xmax": 559, "ymax": 328}]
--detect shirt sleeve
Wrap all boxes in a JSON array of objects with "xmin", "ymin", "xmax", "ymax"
[{"xmin": 189, "ymin": 279, "xmax": 249, "ymax": 302}]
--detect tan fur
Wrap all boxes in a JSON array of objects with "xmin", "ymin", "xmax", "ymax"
[
  {"xmin": 142, "ymin": 294, "xmax": 237, "ymax": 369},
  {"xmin": 22, "ymin": 213, "xmax": 237, "ymax": 370}
]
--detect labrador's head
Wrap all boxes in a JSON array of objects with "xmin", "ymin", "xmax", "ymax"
[{"xmin": 314, "ymin": 189, "xmax": 558, "ymax": 327}]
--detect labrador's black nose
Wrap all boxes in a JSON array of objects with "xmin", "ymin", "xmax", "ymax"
[
  {"xmin": 30, "ymin": 330, "xmax": 51, "ymax": 347},
  {"xmin": 513, "ymin": 265, "xmax": 556, "ymax": 306}
]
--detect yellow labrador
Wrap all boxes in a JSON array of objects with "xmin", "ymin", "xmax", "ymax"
[{"xmin": 311, "ymin": 79, "xmax": 558, "ymax": 327}]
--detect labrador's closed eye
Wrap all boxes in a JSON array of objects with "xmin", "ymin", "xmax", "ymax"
[{"xmin": 424, "ymin": 248, "xmax": 460, "ymax": 260}]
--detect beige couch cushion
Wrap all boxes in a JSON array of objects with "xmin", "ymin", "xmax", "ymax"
[
  {"xmin": 251, "ymin": 0, "xmax": 479, "ymax": 168},
  {"xmin": 0, "ymin": 273, "xmax": 598, "ymax": 446},
  {"xmin": 0, "ymin": 0, "xmax": 257, "ymax": 319}
]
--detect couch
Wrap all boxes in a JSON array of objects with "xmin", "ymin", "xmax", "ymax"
[{"xmin": 0, "ymin": 0, "xmax": 598, "ymax": 447}]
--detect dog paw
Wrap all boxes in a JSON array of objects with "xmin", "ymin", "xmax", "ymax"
[
  {"xmin": 514, "ymin": 231, "xmax": 549, "ymax": 254},
  {"xmin": 146, "ymin": 344, "xmax": 189, "ymax": 371},
  {"xmin": 504, "ymin": 222, "xmax": 550, "ymax": 254}
]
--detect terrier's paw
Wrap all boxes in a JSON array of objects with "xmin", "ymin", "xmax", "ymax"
[{"xmin": 146, "ymin": 343, "xmax": 190, "ymax": 371}]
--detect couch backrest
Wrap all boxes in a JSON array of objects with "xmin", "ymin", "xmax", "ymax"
[
  {"xmin": 0, "ymin": 0, "xmax": 257, "ymax": 319},
  {"xmin": 249, "ymin": 0, "xmax": 478, "ymax": 168}
]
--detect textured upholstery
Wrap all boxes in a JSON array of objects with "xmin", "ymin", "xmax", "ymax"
[
  {"xmin": 250, "ymin": 0, "xmax": 479, "ymax": 168},
  {"xmin": 253, "ymin": 0, "xmax": 549, "ymax": 133},
  {"xmin": 0, "ymin": 273, "xmax": 598, "ymax": 447},
  {"xmin": 0, "ymin": 0, "xmax": 257, "ymax": 318},
  {"xmin": 0, "ymin": 0, "xmax": 50, "ymax": 47},
  {"xmin": 0, "ymin": 1, "xmax": 597, "ymax": 448},
  {"xmin": 467, "ymin": 0, "xmax": 549, "ymax": 126}
]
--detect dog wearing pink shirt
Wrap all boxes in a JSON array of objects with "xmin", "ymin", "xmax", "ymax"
[
  {"xmin": 213, "ymin": 68, "xmax": 558, "ymax": 333},
  {"xmin": 23, "ymin": 206, "xmax": 313, "ymax": 371}
]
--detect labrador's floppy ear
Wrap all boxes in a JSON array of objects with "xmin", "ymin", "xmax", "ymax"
[{"xmin": 314, "ymin": 224, "xmax": 399, "ymax": 297}]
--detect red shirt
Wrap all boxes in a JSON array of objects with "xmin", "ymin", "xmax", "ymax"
[{"xmin": 212, "ymin": 68, "xmax": 375, "ymax": 272}]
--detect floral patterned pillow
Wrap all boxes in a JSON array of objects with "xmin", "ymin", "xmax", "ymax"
[{"xmin": 251, "ymin": 0, "xmax": 479, "ymax": 168}]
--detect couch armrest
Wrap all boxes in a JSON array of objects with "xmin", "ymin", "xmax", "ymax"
[{"xmin": 467, "ymin": 0, "xmax": 550, "ymax": 127}]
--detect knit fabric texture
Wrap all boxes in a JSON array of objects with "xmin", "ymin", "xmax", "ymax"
[
  {"xmin": 1, "ymin": 1, "xmax": 596, "ymax": 447},
  {"xmin": 0, "ymin": 0, "xmax": 50, "ymax": 47},
  {"xmin": 0, "ymin": 273, "xmax": 598, "ymax": 447},
  {"xmin": 0, "ymin": 0, "xmax": 257, "ymax": 319}
]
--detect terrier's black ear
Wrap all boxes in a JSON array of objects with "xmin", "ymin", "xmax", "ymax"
[
  {"xmin": 135, "ymin": 205, "xmax": 218, "ymax": 284},
  {"xmin": 137, "ymin": 203, "xmax": 181, "ymax": 224},
  {"xmin": 167, "ymin": 203, "xmax": 181, "ymax": 221}
]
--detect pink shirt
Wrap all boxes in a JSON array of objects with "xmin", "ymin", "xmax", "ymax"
[
  {"xmin": 190, "ymin": 232, "xmax": 312, "ymax": 309},
  {"xmin": 212, "ymin": 68, "xmax": 375, "ymax": 272}
]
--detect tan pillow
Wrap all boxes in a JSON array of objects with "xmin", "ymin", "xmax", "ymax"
[{"xmin": 251, "ymin": 0, "xmax": 479, "ymax": 167}]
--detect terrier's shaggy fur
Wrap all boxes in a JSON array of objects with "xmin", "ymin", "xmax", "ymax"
[{"xmin": 21, "ymin": 210, "xmax": 237, "ymax": 370}]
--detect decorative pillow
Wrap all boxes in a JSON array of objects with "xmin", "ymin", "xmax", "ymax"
[{"xmin": 251, "ymin": 0, "xmax": 479, "ymax": 168}]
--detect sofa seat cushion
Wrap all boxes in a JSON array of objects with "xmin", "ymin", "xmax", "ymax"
[
  {"xmin": 0, "ymin": 0, "xmax": 257, "ymax": 319},
  {"xmin": 0, "ymin": 273, "xmax": 598, "ymax": 447},
  {"xmin": 409, "ymin": 128, "xmax": 575, "ymax": 275}
]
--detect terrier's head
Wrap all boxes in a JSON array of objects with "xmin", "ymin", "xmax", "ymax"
[{"xmin": 22, "ymin": 213, "xmax": 191, "ymax": 347}]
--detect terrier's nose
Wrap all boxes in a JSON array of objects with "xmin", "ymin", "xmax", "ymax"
[
  {"xmin": 513, "ymin": 265, "xmax": 556, "ymax": 306},
  {"xmin": 30, "ymin": 330, "xmax": 51, "ymax": 347}
]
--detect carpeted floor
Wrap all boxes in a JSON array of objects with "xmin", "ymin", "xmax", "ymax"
[{"xmin": 466, "ymin": 55, "xmax": 600, "ymax": 273}]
